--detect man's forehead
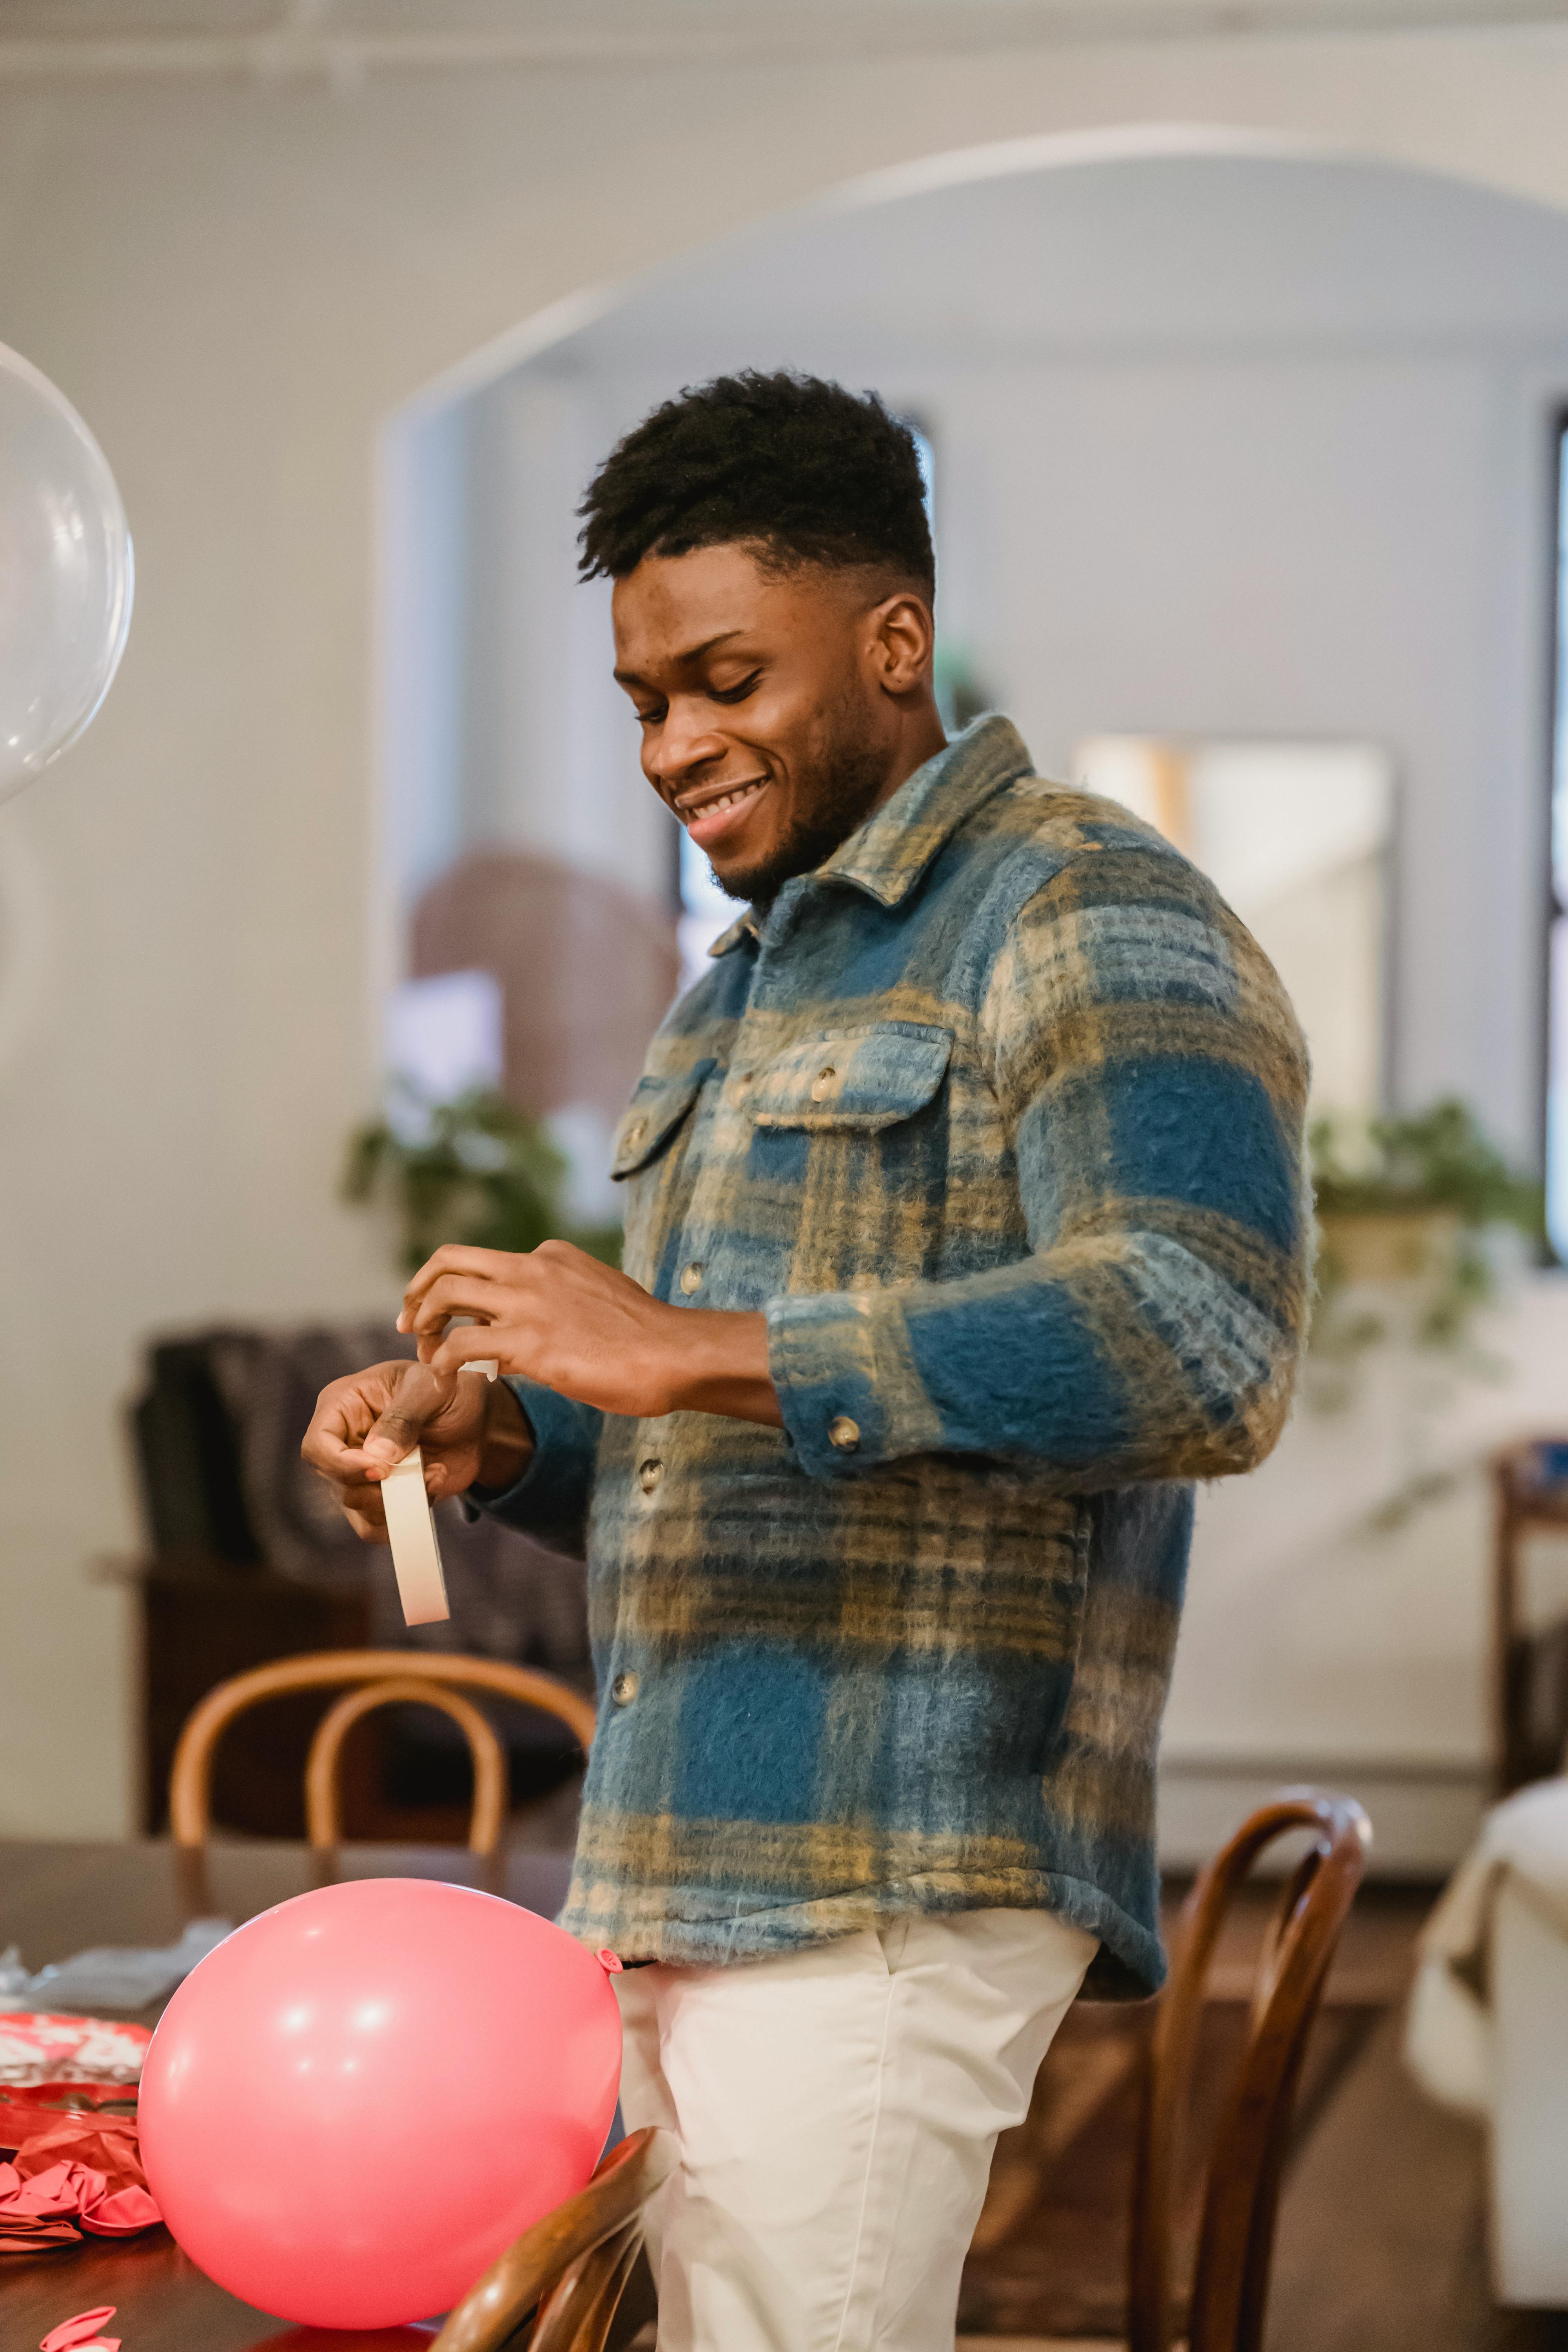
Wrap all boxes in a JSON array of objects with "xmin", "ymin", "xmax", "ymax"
[
  {"xmin": 614, "ymin": 544, "xmax": 787, "ymax": 634},
  {"xmin": 611, "ymin": 543, "xmax": 864, "ymax": 660}
]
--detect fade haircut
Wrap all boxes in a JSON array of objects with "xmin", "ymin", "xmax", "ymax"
[{"xmin": 577, "ymin": 369, "xmax": 935, "ymax": 597}]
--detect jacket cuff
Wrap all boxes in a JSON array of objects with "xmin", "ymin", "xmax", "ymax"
[
  {"xmin": 765, "ymin": 1288, "xmax": 944, "ymax": 1478},
  {"xmin": 464, "ymin": 1377, "xmax": 588, "ymax": 1539}
]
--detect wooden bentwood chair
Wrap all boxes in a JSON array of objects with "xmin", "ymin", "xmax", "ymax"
[
  {"xmin": 1126, "ymin": 1788, "xmax": 1370, "ymax": 2352},
  {"xmin": 427, "ymin": 1787, "xmax": 1366, "ymax": 2352},
  {"xmin": 423, "ymin": 1788, "xmax": 1367, "ymax": 2352},
  {"xmin": 171, "ymin": 1653, "xmax": 655, "ymax": 2348},
  {"xmin": 168, "ymin": 1650, "xmax": 597, "ymax": 1855},
  {"xmin": 430, "ymin": 2124, "xmax": 676, "ymax": 2352}
]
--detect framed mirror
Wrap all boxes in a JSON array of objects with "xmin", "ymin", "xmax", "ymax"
[{"xmin": 1074, "ymin": 735, "xmax": 1395, "ymax": 1116}]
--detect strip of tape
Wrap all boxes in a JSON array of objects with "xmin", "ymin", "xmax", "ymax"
[{"xmin": 382, "ymin": 1446, "xmax": 450, "ymax": 1625}]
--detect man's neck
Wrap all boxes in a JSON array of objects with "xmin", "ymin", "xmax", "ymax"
[{"xmin": 867, "ymin": 704, "xmax": 947, "ymax": 822}]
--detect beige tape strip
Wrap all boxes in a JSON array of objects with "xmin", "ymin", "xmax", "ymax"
[{"xmin": 382, "ymin": 1445, "xmax": 450, "ymax": 1626}]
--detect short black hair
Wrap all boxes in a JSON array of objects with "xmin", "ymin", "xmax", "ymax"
[{"xmin": 577, "ymin": 369, "xmax": 934, "ymax": 597}]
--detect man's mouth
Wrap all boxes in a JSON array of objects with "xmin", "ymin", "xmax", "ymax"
[{"xmin": 677, "ymin": 776, "xmax": 768, "ymax": 853}]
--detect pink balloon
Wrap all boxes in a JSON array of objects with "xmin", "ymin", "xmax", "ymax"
[
  {"xmin": 252, "ymin": 2335, "xmax": 435, "ymax": 2351},
  {"xmin": 254, "ymin": 2334, "xmax": 436, "ymax": 2350},
  {"xmin": 138, "ymin": 1878, "xmax": 621, "ymax": 2329}
]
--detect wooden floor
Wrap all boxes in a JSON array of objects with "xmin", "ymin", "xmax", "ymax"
[
  {"xmin": 1267, "ymin": 2005, "xmax": 1568, "ymax": 2352},
  {"xmin": 958, "ymin": 1880, "xmax": 1568, "ymax": 2352}
]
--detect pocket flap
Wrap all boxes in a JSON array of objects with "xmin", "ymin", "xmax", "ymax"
[
  {"xmin": 611, "ymin": 1059, "xmax": 715, "ymax": 1180},
  {"xmin": 749, "ymin": 1024, "xmax": 953, "ymax": 1132}
]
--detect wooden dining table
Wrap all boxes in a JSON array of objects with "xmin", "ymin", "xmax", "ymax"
[{"xmin": 0, "ymin": 1835, "xmax": 577, "ymax": 2350}]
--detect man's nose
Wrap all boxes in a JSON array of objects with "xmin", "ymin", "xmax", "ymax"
[{"xmin": 650, "ymin": 701, "xmax": 726, "ymax": 788}]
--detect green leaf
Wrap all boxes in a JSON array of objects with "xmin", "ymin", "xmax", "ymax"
[{"xmin": 342, "ymin": 1083, "xmax": 622, "ymax": 1278}]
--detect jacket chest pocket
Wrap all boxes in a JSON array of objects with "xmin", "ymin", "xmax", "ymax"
[
  {"xmin": 610, "ymin": 1059, "xmax": 716, "ymax": 1181},
  {"xmin": 748, "ymin": 1022, "xmax": 953, "ymax": 1134}
]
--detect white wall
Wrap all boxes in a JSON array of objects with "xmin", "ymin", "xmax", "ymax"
[
  {"xmin": 10, "ymin": 27, "xmax": 1568, "ymax": 1834},
  {"xmin": 390, "ymin": 376, "xmax": 673, "ymax": 911}
]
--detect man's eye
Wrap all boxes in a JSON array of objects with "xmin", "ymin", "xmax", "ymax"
[
  {"xmin": 634, "ymin": 706, "xmax": 666, "ymax": 726},
  {"xmin": 710, "ymin": 673, "xmax": 761, "ymax": 705}
]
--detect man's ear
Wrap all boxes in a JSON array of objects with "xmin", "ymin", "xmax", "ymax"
[{"xmin": 871, "ymin": 590, "xmax": 936, "ymax": 697}]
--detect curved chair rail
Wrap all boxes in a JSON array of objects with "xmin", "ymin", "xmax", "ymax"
[
  {"xmin": 303, "ymin": 1675, "xmax": 509, "ymax": 1853},
  {"xmin": 432, "ymin": 2125, "xmax": 677, "ymax": 2352},
  {"xmin": 168, "ymin": 1648, "xmax": 596, "ymax": 1848},
  {"xmin": 1128, "ymin": 1787, "xmax": 1371, "ymax": 2352}
]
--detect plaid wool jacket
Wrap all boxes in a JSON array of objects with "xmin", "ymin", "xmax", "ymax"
[{"xmin": 478, "ymin": 716, "xmax": 1310, "ymax": 1994}]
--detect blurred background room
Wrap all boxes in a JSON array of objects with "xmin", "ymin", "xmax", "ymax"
[{"xmin": 9, "ymin": 2, "xmax": 1568, "ymax": 2345}]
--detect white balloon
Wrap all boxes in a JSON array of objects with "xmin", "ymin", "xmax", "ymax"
[{"xmin": 0, "ymin": 342, "xmax": 134, "ymax": 801}]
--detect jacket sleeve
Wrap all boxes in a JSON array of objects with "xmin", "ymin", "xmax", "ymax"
[
  {"xmin": 465, "ymin": 1377, "xmax": 603, "ymax": 1558},
  {"xmin": 765, "ymin": 842, "xmax": 1311, "ymax": 1490}
]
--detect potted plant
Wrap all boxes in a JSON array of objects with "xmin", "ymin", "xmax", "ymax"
[
  {"xmin": 344, "ymin": 1083, "xmax": 622, "ymax": 1278},
  {"xmin": 1305, "ymin": 1103, "xmax": 1544, "ymax": 1522},
  {"xmin": 1310, "ymin": 1098, "xmax": 1541, "ymax": 1343}
]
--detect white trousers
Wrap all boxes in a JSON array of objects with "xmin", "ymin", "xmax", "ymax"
[{"xmin": 613, "ymin": 1907, "xmax": 1097, "ymax": 2352}]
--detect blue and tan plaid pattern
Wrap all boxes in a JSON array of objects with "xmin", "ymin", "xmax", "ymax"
[{"xmin": 479, "ymin": 717, "xmax": 1309, "ymax": 1993}]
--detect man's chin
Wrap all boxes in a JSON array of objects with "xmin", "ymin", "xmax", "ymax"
[
  {"xmin": 707, "ymin": 839, "xmax": 803, "ymax": 906},
  {"xmin": 703, "ymin": 736, "xmax": 893, "ymax": 906}
]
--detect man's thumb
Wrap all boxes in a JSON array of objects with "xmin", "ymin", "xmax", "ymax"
[{"xmin": 361, "ymin": 1364, "xmax": 451, "ymax": 1465}]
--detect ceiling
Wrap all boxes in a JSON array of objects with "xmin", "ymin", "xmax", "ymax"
[{"xmin": 3, "ymin": 0, "xmax": 1568, "ymax": 78}]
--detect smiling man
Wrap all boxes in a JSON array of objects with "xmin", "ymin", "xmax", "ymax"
[{"xmin": 305, "ymin": 371, "xmax": 1310, "ymax": 2352}]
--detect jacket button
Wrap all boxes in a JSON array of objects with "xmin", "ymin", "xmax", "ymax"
[
  {"xmin": 680, "ymin": 1261, "xmax": 703, "ymax": 1295},
  {"xmin": 828, "ymin": 1416, "xmax": 861, "ymax": 1452},
  {"xmin": 611, "ymin": 1670, "xmax": 639, "ymax": 1706},
  {"xmin": 638, "ymin": 1457, "xmax": 663, "ymax": 1496},
  {"xmin": 626, "ymin": 1118, "xmax": 647, "ymax": 1148},
  {"xmin": 811, "ymin": 1065, "xmax": 838, "ymax": 1102}
]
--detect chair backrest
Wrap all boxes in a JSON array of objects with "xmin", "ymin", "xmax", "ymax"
[
  {"xmin": 431, "ymin": 2125, "xmax": 676, "ymax": 2352},
  {"xmin": 1127, "ymin": 1788, "xmax": 1370, "ymax": 2352},
  {"xmin": 304, "ymin": 1674, "xmax": 507, "ymax": 1853},
  {"xmin": 168, "ymin": 1649, "xmax": 597, "ymax": 1853}
]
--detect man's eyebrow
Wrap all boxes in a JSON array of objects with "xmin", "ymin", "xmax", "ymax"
[{"xmin": 613, "ymin": 628, "xmax": 746, "ymax": 686}]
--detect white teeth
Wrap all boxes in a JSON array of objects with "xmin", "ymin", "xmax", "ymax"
[{"xmin": 690, "ymin": 781, "xmax": 762, "ymax": 821}]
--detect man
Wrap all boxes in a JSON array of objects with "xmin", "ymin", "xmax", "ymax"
[{"xmin": 306, "ymin": 370, "xmax": 1309, "ymax": 2352}]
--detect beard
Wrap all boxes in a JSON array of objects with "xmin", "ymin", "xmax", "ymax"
[{"xmin": 710, "ymin": 706, "xmax": 893, "ymax": 907}]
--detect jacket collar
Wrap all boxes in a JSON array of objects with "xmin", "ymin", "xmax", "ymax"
[{"xmin": 708, "ymin": 715, "xmax": 1033, "ymax": 956}]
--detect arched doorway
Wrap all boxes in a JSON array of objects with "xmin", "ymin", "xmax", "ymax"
[{"xmin": 378, "ymin": 132, "xmax": 1568, "ymax": 1862}]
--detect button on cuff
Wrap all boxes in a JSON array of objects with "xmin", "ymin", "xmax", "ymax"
[{"xmin": 764, "ymin": 1290, "xmax": 902, "ymax": 1481}]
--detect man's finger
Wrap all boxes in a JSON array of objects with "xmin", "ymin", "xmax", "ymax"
[
  {"xmin": 431, "ymin": 1319, "xmax": 539, "ymax": 1378},
  {"xmin": 405, "ymin": 1273, "xmax": 515, "ymax": 1336},
  {"xmin": 301, "ymin": 1369, "xmax": 403, "ymax": 1472},
  {"xmin": 301, "ymin": 1450, "xmax": 389, "ymax": 1532},
  {"xmin": 399, "ymin": 1245, "xmax": 515, "ymax": 1326},
  {"xmin": 337, "ymin": 1477, "xmax": 390, "ymax": 1529}
]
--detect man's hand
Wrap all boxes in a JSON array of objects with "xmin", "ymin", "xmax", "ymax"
[
  {"xmin": 399, "ymin": 1240, "xmax": 782, "ymax": 1426},
  {"xmin": 301, "ymin": 1358, "xmax": 535, "ymax": 1540}
]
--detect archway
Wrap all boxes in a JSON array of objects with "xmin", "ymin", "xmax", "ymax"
[{"xmin": 378, "ymin": 130, "xmax": 1568, "ymax": 1862}]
